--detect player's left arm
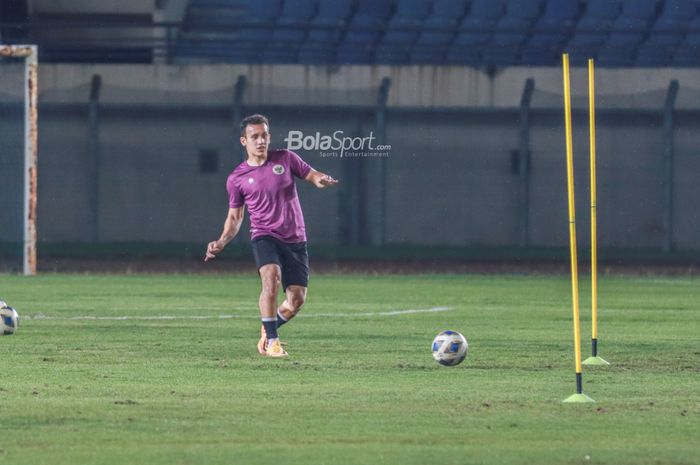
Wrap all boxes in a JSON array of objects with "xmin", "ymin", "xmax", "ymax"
[{"xmin": 305, "ymin": 169, "xmax": 339, "ymax": 189}]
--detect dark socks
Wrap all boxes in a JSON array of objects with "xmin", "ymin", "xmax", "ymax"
[
  {"xmin": 262, "ymin": 318, "xmax": 278, "ymax": 340},
  {"xmin": 277, "ymin": 310, "xmax": 289, "ymax": 328}
]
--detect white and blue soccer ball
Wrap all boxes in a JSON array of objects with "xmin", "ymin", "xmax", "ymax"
[
  {"xmin": 1, "ymin": 301, "xmax": 20, "ymax": 335},
  {"xmin": 432, "ymin": 330, "xmax": 468, "ymax": 366}
]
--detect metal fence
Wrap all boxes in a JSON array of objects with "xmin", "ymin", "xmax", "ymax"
[{"xmin": 1, "ymin": 66, "xmax": 700, "ymax": 269}]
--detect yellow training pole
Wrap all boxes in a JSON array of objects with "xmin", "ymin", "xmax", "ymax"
[
  {"xmin": 562, "ymin": 54, "xmax": 594, "ymax": 403},
  {"xmin": 583, "ymin": 58, "xmax": 610, "ymax": 367},
  {"xmin": 590, "ymin": 58, "xmax": 597, "ymax": 347}
]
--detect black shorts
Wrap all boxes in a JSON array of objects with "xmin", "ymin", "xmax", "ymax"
[{"xmin": 251, "ymin": 235, "xmax": 309, "ymax": 290}]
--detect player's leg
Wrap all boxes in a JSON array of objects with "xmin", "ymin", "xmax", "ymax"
[
  {"xmin": 251, "ymin": 236, "xmax": 287, "ymax": 357},
  {"xmin": 258, "ymin": 263, "xmax": 287, "ymax": 357},
  {"xmin": 277, "ymin": 241, "xmax": 309, "ymax": 328},
  {"xmin": 276, "ymin": 285, "xmax": 307, "ymax": 327},
  {"xmin": 258, "ymin": 263, "xmax": 281, "ymax": 320}
]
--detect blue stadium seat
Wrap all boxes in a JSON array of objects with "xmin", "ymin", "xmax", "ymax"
[
  {"xmin": 200, "ymin": 41, "xmax": 263, "ymax": 63},
  {"xmin": 569, "ymin": 0, "xmax": 621, "ymax": 49},
  {"xmin": 273, "ymin": 0, "xmax": 317, "ymax": 42},
  {"xmin": 453, "ymin": 0, "xmax": 504, "ymax": 46},
  {"xmin": 491, "ymin": 0, "xmax": 543, "ymax": 46},
  {"xmin": 482, "ymin": 49, "xmax": 519, "ymax": 65},
  {"xmin": 416, "ymin": 0, "xmax": 469, "ymax": 46},
  {"xmin": 673, "ymin": 13, "xmax": 700, "ymax": 65},
  {"xmin": 308, "ymin": 0, "xmax": 353, "ymax": 42},
  {"xmin": 429, "ymin": 0, "xmax": 470, "ymax": 19},
  {"xmin": 672, "ymin": 44, "xmax": 700, "ymax": 66},
  {"xmin": 263, "ymin": 44, "xmax": 298, "ymax": 63},
  {"xmin": 190, "ymin": 0, "xmax": 247, "ymax": 6},
  {"xmin": 181, "ymin": 0, "xmax": 700, "ymax": 66},
  {"xmin": 374, "ymin": 44, "xmax": 411, "ymax": 64},
  {"xmin": 298, "ymin": 42, "xmax": 335, "ymax": 64},
  {"xmin": 599, "ymin": 0, "xmax": 655, "ymax": 67},
  {"xmin": 681, "ymin": 13, "xmax": 700, "ymax": 45},
  {"xmin": 486, "ymin": 0, "xmax": 543, "ymax": 66},
  {"xmin": 345, "ymin": 0, "xmax": 393, "ymax": 44},
  {"xmin": 631, "ymin": 1, "xmax": 697, "ymax": 66},
  {"xmin": 299, "ymin": 0, "xmax": 350, "ymax": 64},
  {"xmin": 596, "ymin": 44, "xmax": 636, "ymax": 66},
  {"xmin": 238, "ymin": 0, "xmax": 283, "ymax": 40},
  {"xmin": 635, "ymin": 40, "xmax": 673, "ymax": 66},
  {"xmin": 336, "ymin": 42, "xmax": 374, "ymax": 64},
  {"xmin": 606, "ymin": 0, "xmax": 659, "ymax": 47},
  {"xmin": 409, "ymin": 44, "xmax": 446, "ymax": 64},
  {"xmin": 650, "ymin": 0, "xmax": 696, "ymax": 46},
  {"xmin": 521, "ymin": 0, "xmax": 578, "ymax": 65},
  {"xmin": 185, "ymin": 0, "xmax": 248, "ymax": 28},
  {"xmin": 445, "ymin": 45, "xmax": 482, "ymax": 65},
  {"xmin": 527, "ymin": 0, "xmax": 579, "ymax": 47},
  {"xmin": 519, "ymin": 49, "xmax": 558, "ymax": 66},
  {"xmin": 383, "ymin": 0, "xmax": 432, "ymax": 45},
  {"xmin": 396, "ymin": 0, "xmax": 432, "ymax": 17},
  {"xmin": 566, "ymin": 0, "xmax": 621, "ymax": 60}
]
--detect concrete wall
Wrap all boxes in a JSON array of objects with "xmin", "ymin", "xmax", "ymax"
[
  {"xmin": 1, "ymin": 63, "xmax": 699, "ymax": 250},
  {"xmin": 37, "ymin": 63, "xmax": 700, "ymax": 108}
]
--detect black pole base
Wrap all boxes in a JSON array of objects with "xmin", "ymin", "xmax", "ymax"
[{"xmin": 576, "ymin": 372, "xmax": 583, "ymax": 394}]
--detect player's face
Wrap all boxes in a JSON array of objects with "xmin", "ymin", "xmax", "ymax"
[{"xmin": 241, "ymin": 123, "xmax": 270, "ymax": 159}]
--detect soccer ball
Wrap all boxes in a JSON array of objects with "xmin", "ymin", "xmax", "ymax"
[
  {"xmin": 432, "ymin": 330, "xmax": 468, "ymax": 366},
  {"xmin": 1, "ymin": 301, "xmax": 20, "ymax": 335}
]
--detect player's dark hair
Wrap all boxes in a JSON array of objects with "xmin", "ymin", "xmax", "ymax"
[{"xmin": 240, "ymin": 114, "xmax": 270, "ymax": 136}]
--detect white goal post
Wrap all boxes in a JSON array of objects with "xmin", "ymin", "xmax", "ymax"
[{"xmin": 0, "ymin": 45, "xmax": 38, "ymax": 275}]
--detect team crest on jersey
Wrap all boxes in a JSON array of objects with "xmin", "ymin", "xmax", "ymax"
[{"xmin": 272, "ymin": 164, "xmax": 285, "ymax": 175}]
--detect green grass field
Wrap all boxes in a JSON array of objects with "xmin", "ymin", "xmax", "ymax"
[{"xmin": 1, "ymin": 273, "xmax": 698, "ymax": 465}]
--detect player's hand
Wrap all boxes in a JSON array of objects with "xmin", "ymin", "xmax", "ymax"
[
  {"xmin": 317, "ymin": 174, "xmax": 339, "ymax": 188},
  {"xmin": 204, "ymin": 240, "xmax": 224, "ymax": 262}
]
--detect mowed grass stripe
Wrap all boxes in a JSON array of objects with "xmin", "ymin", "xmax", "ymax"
[{"xmin": 0, "ymin": 273, "xmax": 698, "ymax": 465}]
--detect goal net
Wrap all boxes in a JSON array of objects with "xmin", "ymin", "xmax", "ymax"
[{"xmin": 0, "ymin": 46, "xmax": 37, "ymax": 275}]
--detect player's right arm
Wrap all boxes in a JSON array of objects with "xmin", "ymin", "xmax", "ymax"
[{"xmin": 204, "ymin": 206, "xmax": 245, "ymax": 261}]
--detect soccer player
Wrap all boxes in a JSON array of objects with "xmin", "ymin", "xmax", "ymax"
[{"xmin": 204, "ymin": 114, "xmax": 338, "ymax": 357}]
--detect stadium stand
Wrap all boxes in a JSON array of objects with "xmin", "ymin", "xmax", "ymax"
[
  {"xmin": 566, "ymin": 0, "xmax": 622, "ymax": 64},
  {"xmin": 484, "ymin": 0, "xmax": 544, "ymax": 65},
  {"xmin": 6, "ymin": 0, "xmax": 700, "ymax": 67},
  {"xmin": 520, "ymin": 0, "xmax": 581, "ymax": 65},
  {"xmin": 598, "ymin": 0, "xmax": 660, "ymax": 65},
  {"xmin": 445, "ymin": 0, "xmax": 504, "ymax": 65},
  {"xmin": 375, "ymin": 0, "xmax": 431, "ymax": 64}
]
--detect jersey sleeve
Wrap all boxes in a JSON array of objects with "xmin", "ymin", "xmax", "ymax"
[
  {"xmin": 287, "ymin": 150, "xmax": 312, "ymax": 179},
  {"xmin": 227, "ymin": 175, "xmax": 244, "ymax": 208}
]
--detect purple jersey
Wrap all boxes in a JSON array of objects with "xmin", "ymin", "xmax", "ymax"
[{"xmin": 227, "ymin": 149, "xmax": 312, "ymax": 243}]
